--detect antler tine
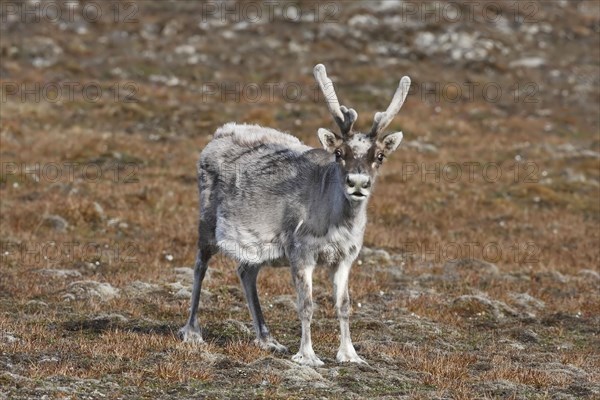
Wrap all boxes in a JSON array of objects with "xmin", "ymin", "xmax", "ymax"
[
  {"xmin": 314, "ymin": 64, "xmax": 358, "ymax": 137},
  {"xmin": 370, "ymin": 76, "xmax": 411, "ymax": 138}
]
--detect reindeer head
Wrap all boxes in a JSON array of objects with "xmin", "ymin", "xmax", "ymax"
[{"xmin": 314, "ymin": 64, "xmax": 411, "ymax": 202}]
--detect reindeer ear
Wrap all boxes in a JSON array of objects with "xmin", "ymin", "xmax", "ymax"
[
  {"xmin": 377, "ymin": 131, "xmax": 403, "ymax": 155},
  {"xmin": 317, "ymin": 128, "xmax": 342, "ymax": 152}
]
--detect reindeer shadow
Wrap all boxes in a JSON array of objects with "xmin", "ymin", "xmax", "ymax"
[
  {"xmin": 62, "ymin": 317, "xmax": 179, "ymax": 336},
  {"xmin": 62, "ymin": 317, "xmax": 257, "ymax": 347}
]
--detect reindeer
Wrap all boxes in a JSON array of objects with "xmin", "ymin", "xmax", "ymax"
[{"xmin": 179, "ymin": 64, "xmax": 411, "ymax": 367}]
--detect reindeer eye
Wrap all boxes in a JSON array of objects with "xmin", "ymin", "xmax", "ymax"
[
  {"xmin": 377, "ymin": 153, "xmax": 385, "ymax": 162},
  {"xmin": 334, "ymin": 149, "xmax": 343, "ymax": 159}
]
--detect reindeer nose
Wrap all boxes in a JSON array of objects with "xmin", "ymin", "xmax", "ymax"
[
  {"xmin": 346, "ymin": 174, "xmax": 371, "ymax": 190},
  {"xmin": 346, "ymin": 176, "xmax": 354, "ymax": 187}
]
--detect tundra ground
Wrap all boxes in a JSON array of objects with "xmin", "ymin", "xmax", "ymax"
[{"xmin": 1, "ymin": 1, "xmax": 599, "ymax": 399}]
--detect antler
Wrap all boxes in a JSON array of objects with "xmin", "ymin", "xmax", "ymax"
[
  {"xmin": 369, "ymin": 76, "xmax": 411, "ymax": 138},
  {"xmin": 313, "ymin": 64, "xmax": 358, "ymax": 137}
]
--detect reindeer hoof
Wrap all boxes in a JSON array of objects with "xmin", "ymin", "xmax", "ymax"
[
  {"xmin": 178, "ymin": 325, "xmax": 204, "ymax": 344},
  {"xmin": 337, "ymin": 349, "xmax": 368, "ymax": 365},
  {"xmin": 292, "ymin": 352, "xmax": 324, "ymax": 367},
  {"xmin": 256, "ymin": 338, "xmax": 289, "ymax": 354}
]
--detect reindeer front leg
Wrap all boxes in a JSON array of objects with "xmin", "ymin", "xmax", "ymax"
[
  {"xmin": 332, "ymin": 259, "xmax": 367, "ymax": 364},
  {"xmin": 290, "ymin": 261, "xmax": 324, "ymax": 367}
]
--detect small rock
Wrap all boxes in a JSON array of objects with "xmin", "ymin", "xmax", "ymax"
[
  {"xmin": 92, "ymin": 313, "xmax": 129, "ymax": 323},
  {"xmin": 535, "ymin": 270, "xmax": 569, "ymax": 283},
  {"xmin": 499, "ymin": 339, "xmax": 525, "ymax": 350},
  {"xmin": 509, "ymin": 57, "xmax": 546, "ymax": 68},
  {"xmin": 542, "ymin": 363, "xmax": 588, "ymax": 379},
  {"xmin": 223, "ymin": 319, "xmax": 253, "ymax": 337},
  {"xmin": 124, "ymin": 281, "xmax": 162, "ymax": 298},
  {"xmin": 74, "ymin": 261, "xmax": 99, "ymax": 273},
  {"xmin": 173, "ymin": 267, "xmax": 195, "ymax": 283},
  {"xmin": 37, "ymin": 269, "xmax": 82, "ymax": 278},
  {"xmin": 174, "ymin": 287, "xmax": 192, "ymax": 299},
  {"xmin": 281, "ymin": 365, "xmax": 328, "ymax": 388},
  {"xmin": 414, "ymin": 32, "xmax": 436, "ymax": 49},
  {"xmin": 271, "ymin": 295, "xmax": 296, "ymax": 310},
  {"xmin": 92, "ymin": 202, "xmax": 106, "ymax": 221},
  {"xmin": 23, "ymin": 36, "xmax": 64, "ymax": 68},
  {"xmin": 511, "ymin": 328, "xmax": 539, "ymax": 343},
  {"xmin": 199, "ymin": 351, "xmax": 228, "ymax": 364},
  {"xmin": 165, "ymin": 282, "xmax": 192, "ymax": 299},
  {"xmin": 348, "ymin": 14, "xmax": 379, "ymax": 30},
  {"xmin": 39, "ymin": 356, "xmax": 60, "ymax": 363},
  {"xmin": 577, "ymin": 269, "xmax": 600, "ymax": 281},
  {"xmin": 0, "ymin": 372, "xmax": 30, "ymax": 384},
  {"xmin": 360, "ymin": 247, "xmax": 392, "ymax": 265},
  {"xmin": 43, "ymin": 214, "xmax": 68, "ymax": 232},
  {"xmin": 471, "ymin": 361, "xmax": 493, "ymax": 372},
  {"xmin": 413, "ymin": 31, "xmax": 492, "ymax": 61},
  {"xmin": 509, "ymin": 293, "xmax": 545, "ymax": 316},
  {"xmin": 451, "ymin": 294, "xmax": 518, "ymax": 320},
  {"xmin": 66, "ymin": 281, "xmax": 120, "ymax": 302},
  {"xmin": 63, "ymin": 293, "xmax": 76, "ymax": 302},
  {"xmin": 557, "ymin": 342, "xmax": 574, "ymax": 350},
  {"xmin": 25, "ymin": 300, "xmax": 48, "ymax": 308},
  {"xmin": 403, "ymin": 140, "xmax": 439, "ymax": 154},
  {"xmin": 562, "ymin": 168, "xmax": 587, "ymax": 183},
  {"xmin": 250, "ymin": 356, "xmax": 297, "ymax": 371},
  {"xmin": 174, "ymin": 44, "xmax": 196, "ymax": 56},
  {"xmin": 0, "ymin": 332, "xmax": 19, "ymax": 344}
]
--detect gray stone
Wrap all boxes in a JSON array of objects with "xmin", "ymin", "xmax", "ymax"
[
  {"xmin": 451, "ymin": 294, "xmax": 519, "ymax": 320},
  {"xmin": 509, "ymin": 293, "xmax": 545, "ymax": 316},
  {"xmin": 23, "ymin": 37, "xmax": 64, "ymax": 68},
  {"xmin": 173, "ymin": 267, "xmax": 194, "ymax": 281},
  {"xmin": 124, "ymin": 281, "xmax": 162, "ymax": 298},
  {"xmin": 281, "ymin": 365, "xmax": 329, "ymax": 388},
  {"xmin": 542, "ymin": 363, "xmax": 588, "ymax": 379},
  {"xmin": 37, "ymin": 269, "xmax": 82, "ymax": 278},
  {"xmin": 43, "ymin": 214, "xmax": 68, "ymax": 232},
  {"xmin": 66, "ymin": 281, "xmax": 120, "ymax": 302},
  {"xmin": 577, "ymin": 269, "xmax": 600, "ymax": 281},
  {"xmin": 0, "ymin": 332, "xmax": 19, "ymax": 344},
  {"xmin": 512, "ymin": 328, "xmax": 540, "ymax": 343},
  {"xmin": 403, "ymin": 140, "xmax": 439, "ymax": 154},
  {"xmin": 360, "ymin": 247, "xmax": 392, "ymax": 265},
  {"xmin": 509, "ymin": 57, "xmax": 546, "ymax": 68},
  {"xmin": 164, "ymin": 282, "xmax": 192, "ymax": 299},
  {"xmin": 92, "ymin": 313, "xmax": 129, "ymax": 323},
  {"xmin": 535, "ymin": 270, "xmax": 569, "ymax": 283}
]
